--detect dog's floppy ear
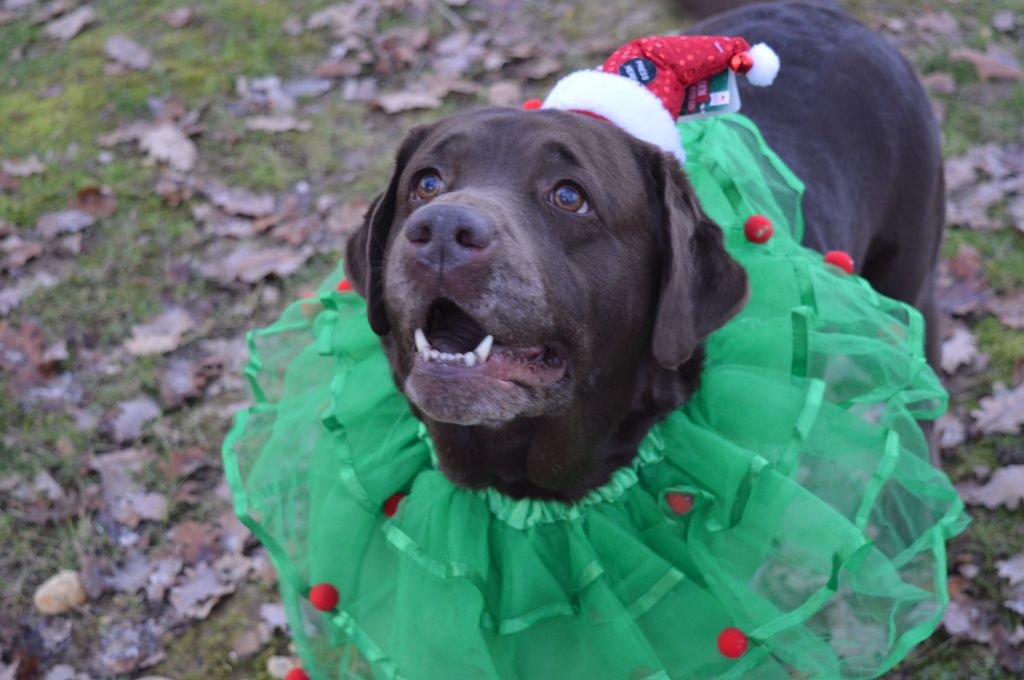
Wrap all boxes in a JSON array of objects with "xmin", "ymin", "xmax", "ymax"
[
  {"xmin": 344, "ymin": 124, "xmax": 433, "ymax": 336},
  {"xmin": 650, "ymin": 151, "xmax": 749, "ymax": 369}
]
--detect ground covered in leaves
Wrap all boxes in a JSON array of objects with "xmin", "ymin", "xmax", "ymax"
[{"xmin": 0, "ymin": 0, "xmax": 1022, "ymax": 678}]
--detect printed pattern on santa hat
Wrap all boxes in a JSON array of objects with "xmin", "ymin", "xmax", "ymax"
[{"xmin": 603, "ymin": 36, "xmax": 753, "ymax": 118}]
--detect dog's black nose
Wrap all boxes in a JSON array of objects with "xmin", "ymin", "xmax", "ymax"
[{"xmin": 404, "ymin": 204, "xmax": 495, "ymax": 272}]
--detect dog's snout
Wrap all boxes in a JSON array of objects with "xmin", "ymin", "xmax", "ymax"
[{"xmin": 404, "ymin": 204, "xmax": 495, "ymax": 272}]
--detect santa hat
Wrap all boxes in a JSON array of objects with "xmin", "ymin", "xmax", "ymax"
[{"xmin": 536, "ymin": 36, "xmax": 780, "ymax": 163}]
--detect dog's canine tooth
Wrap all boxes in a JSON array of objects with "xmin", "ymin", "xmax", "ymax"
[
  {"xmin": 415, "ymin": 328, "xmax": 430, "ymax": 354},
  {"xmin": 474, "ymin": 335, "xmax": 494, "ymax": 363}
]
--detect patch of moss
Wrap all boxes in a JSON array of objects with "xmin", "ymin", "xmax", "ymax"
[{"xmin": 974, "ymin": 317, "xmax": 1024, "ymax": 384}]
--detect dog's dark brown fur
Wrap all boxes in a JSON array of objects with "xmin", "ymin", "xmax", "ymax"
[{"xmin": 346, "ymin": 2, "xmax": 945, "ymax": 501}]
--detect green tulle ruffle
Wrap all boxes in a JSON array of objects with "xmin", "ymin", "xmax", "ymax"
[{"xmin": 223, "ymin": 114, "xmax": 968, "ymax": 680}]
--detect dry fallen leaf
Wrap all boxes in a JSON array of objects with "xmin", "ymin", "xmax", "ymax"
[
  {"xmin": 935, "ymin": 412, "xmax": 967, "ymax": 450},
  {"xmin": 957, "ymin": 464, "xmax": 1024, "ymax": 510},
  {"xmin": 43, "ymin": 5, "xmax": 94, "ymax": 40},
  {"xmin": 972, "ymin": 382, "xmax": 1024, "ymax": 435},
  {"xmin": 124, "ymin": 307, "xmax": 195, "ymax": 356},
  {"xmin": 168, "ymin": 561, "xmax": 238, "ymax": 620},
  {"xmin": 245, "ymin": 115, "xmax": 312, "ymax": 133},
  {"xmin": 2, "ymin": 154, "xmax": 46, "ymax": 177},
  {"xmin": 36, "ymin": 209, "xmax": 95, "ymax": 239},
  {"xmin": 200, "ymin": 245, "xmax": 311, "ymax": 285},
  {"xmin": 198, "ymin": 180, "xmax": 276, "ymax": 217},
  {"xmin": 372, "ymin": 89, "xmax": 443, "ymax": 113},
  {"xmin": 942, "ymin": 325, "xmax": 979, "ymax": 374},
  {"xmin": 997, "ymin": 552, "xmax": 1024, "ymax": 587},
  {"xmin": 105, "ymin": 35, "xmax": 152, "ymax": 70},
  {"xmin": 988, "ymin": 291, "xmax": 1024, "ymax": 329},
  {"xmin": 100, "ymin": 397, "xmax": 161, "ymax": 444},
  {"xmin": 950, "ymin": 47, "xmax": 1024, "ymax": 82},
  {"xmin": 942, "ymin": 595, "xmax": 994, "ymax": 643},
  {"xmin": 163, "ymin": 6, "xmax": 195, "ymax": 28},
  {"xmin": 138, "ymin": 123, "xmax": 198, "ymax": 172},
  {"xmin": 1, "ymin": 235, "xmax": 43, "ymax": 273},
  {"xmin": 69, "ymin": 185, "xmax": 117, "ymax": 218}
]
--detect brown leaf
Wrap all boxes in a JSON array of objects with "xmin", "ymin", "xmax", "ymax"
[
  {"xmin": 168, "ymin": 561, "xmax": 236, "ymax": 620},
  {"xmin": 198, "ymin": 180, "xmax": 276, "ymax": 217},
  {"xmin": 105, "ymin": 35, "xmax": 152, "ymax": 70},
  {"xmin": 313, "ymin": 59, "xmax": 360, "ymax": 78},
  {"xmin": 937, "ymin": 244, "xmax": 991, "ymax": 316},
  {"xmin": 100, "ymin": 397, "xmax": 161, "ymax": 444},
  {"xmin": 1, "ymin": 235, "xmax": 43, "ymax": 273},
  {"xmin": 138, "ymin": 123, "xmax": 197, "ymax": 172},
  {"xmin": 941, "ymin": 324, "xmax": 979, "ymax": 374},
  {"xmin": 124, "ymin": 307, "xmax": 195, "ymax": 356},
  {"xmin": 69, "ymin": 185, "xmax": 117, "ymax": 217},
  {"xmin": 988, "ymin": 291, "xmax": 1024, "ymax": 329},
  {"xmin": 169, "ymin": 520, "xmax": 222, "ymax": 565},
  {"xmin": 942, "ymin": 594, "xmax": 994, "ymax": 643},
  {"xmin": 972, "ymin": 383, "xmax": 1024, "ymax": 435},
  {"xmin": 951, "ymin": 47, "xmax": 1024, "ymax": 82},
  {"xmin": 326, "ymin": 199, "xmax": 369, "ymax": 240},
  {"xmin": 957, "ymin": 464, "xmax": 1024, "ymax": 509},
  {"xmin": 159, "ymin": 356, "xmax": 212, "ymax": 408},
  {"xmin": 0, "ymin": 171, "xmax": 18, "ymax": 193},
  {"xmin": 200, "ymin": 245, "xmax": 311, "ymax": 285},
  {"xmin": 97, "ymin": 620, "xmax": 165, "ymax": 675},
  {"xmin": 372, "ymin": 89, "xmax": 442, "ymax": 113},
  {"xmin": 487, "ymin": 80, "xmax": 523, "ymax": 107},
  {"xmin": 1, "ymin": 154, "xmax": 46, "ymax": 177},
  {"xmin": 43, "ymin": 6, "xmax": 94, "ymax": 41},
  {"xmin": 921, "ymin": 72, "xmax": 956, "ymax": 95},
  {"xmin": 36, "ymin": 209, "xmax": 94, "ymax": 239},
  {"xmin": 245, "ymin": 115, "xmax": 312, "ymax": 134},
  {"xmin": 998, "ymin": 552, "xmax": 1024, "ymax": 586},
  {"xmin": 159, "ymin": 447, "xmax": 209, "ymax": 482},
  {"xmin": 146, "ymin": 557, "xmax": 183, "ymax": 603},
  {"xmin": 163, "ymin": 6, "xmax": 195, "ymax": 28}
]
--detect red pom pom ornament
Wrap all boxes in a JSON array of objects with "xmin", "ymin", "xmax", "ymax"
[
  {"xmin": 665, "ymin": 492, "xmax": 695, "ymax": 516},
  {"xmin": 743, "ymin": 215, "xmax": 773, "ymax": 243},
  {"xmin": 823, "ymin": 250, "xmax": 854, "ymax": 274},
  {"xmin": 522, "ymin": 98, "xmax": 543, "ymax": 110},
  {"xmin": 383, "ymin": 492, "xmax": 406, "ymax": 518},
  {"xmin": 285, "ymin": 668, "xmax": 310, "ymax": 680},
  {"xmin": 336, "ymin": 278, "xmax": 353, "ymax": 292},
  {"xmin": 717, "ymin": 627, "xmax": 749, "ymax": 659},
  {"xmin": 309, "ymin": 583, "xmax": 340, "ymax": 611}
]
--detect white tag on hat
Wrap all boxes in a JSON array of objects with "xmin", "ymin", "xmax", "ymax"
[{"xmin": 678, "ymin": 70, "xmax": 741, "ymax": 122}]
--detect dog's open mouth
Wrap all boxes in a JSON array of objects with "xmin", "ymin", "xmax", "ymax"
[{"xmin": 411, "ymin": 298, "xmax": 567, "ymax": 389}]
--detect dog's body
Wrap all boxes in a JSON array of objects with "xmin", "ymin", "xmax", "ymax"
[{"xmin": 345, "ymin": 1, "xmax": 945, "ymax": 502}]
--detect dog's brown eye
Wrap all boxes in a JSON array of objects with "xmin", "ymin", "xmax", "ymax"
[
  {"xmin": 414, "ymin": 172, "xmax": 444, "ymax": 201},
  {"xmin": 550, "ymin": 182, "xmax": 588, "ymax": 213}
]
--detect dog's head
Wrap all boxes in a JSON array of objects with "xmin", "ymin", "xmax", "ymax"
[{"xmin": 345, "ymin": 108, "xmax": 747, "ymax": 500}]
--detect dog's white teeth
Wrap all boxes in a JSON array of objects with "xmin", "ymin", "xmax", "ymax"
[
  {"xmin": 415, "ymin": 328, "xmax": 429, "ymax": 354},
  {"xmin": 474, "ymin": 335, "xmax": 494, "ymax": 363},
  {"xmin": 416, "ymin": 333, "xmax": 490, "ymax": 366}
]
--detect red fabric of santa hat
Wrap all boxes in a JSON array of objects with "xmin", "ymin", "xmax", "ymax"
[{"xmin": 541, "ymin": 36, "xmax": 780, "ymax": 163}]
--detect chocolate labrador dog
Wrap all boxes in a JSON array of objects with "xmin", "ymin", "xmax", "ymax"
[{"xmin": 344, "ymin": 1, "xmax": 944, "ymax": 501}]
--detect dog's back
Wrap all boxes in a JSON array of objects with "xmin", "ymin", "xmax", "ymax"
[{"xmin": 692, "ymin": 1, "xmax": 945, "ymax": 366}]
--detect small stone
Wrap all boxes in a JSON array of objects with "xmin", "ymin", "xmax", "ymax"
[
  {"xmin": 267, "ymin": 655, "xmax": 300, "ymax": 678},
  {"xmin": 34, "ymin": 570, "xmax": 87, "ymax": 614}
]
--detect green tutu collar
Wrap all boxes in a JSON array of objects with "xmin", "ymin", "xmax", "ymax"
[{"xmin": 223, "ymin": 114, "xmax": 968, "ymax": 680}]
